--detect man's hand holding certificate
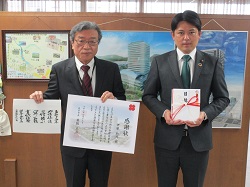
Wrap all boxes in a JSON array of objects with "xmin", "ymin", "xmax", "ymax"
[
  {"xmin": 171, "ymin": 89, "xmax": 200, "ymax": 121},
  {"xmin": 63, "ymin": 94, "xmax": 140, "ymax": 154}
]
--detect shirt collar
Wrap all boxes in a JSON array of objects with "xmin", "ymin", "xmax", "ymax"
[
  {"xmin": 176, "ymin": 48, "xmax": 197, "ymax": 61},
  {"xmin": 75, "ymin": 56, "xmax": 95, "ymax": 71}
]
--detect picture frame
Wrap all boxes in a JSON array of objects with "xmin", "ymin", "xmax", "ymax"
[{"xmin": 2, "ymin": 30, "xmax": 70, "ymax": 81}]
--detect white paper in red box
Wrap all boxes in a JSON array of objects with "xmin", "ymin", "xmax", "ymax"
[{"xmin": 171, "ymin": 89, "xmax": 200, "ymax": 121}]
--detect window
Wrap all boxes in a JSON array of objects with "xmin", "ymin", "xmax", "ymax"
[
  {"xmin": 3, "ymin": 0, "xmax": 250, "ymax": 15},
  {"xmin": 6, "ymin": 0, "xmax": 81, "ymax": 12},
  {"xmin": 144, "ymin": 1, "xmax": 198, "ymax": 13},
  {"xmin": 87, "ymin": 0, "xmax": 140, "ymax": 13}
]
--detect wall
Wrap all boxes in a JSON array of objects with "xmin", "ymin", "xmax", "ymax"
[{"xmin": 0, "ymin": 12, "xmax": 250, "ymax": 187}]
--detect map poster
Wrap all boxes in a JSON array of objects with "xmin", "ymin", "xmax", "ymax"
[
  {"xmin": 2, "ymin": 31, "xmax": 70, "ymax": 80},
  {"xmin": 63, "ymin": 94, "xmax": 140, "ymax": 154}
]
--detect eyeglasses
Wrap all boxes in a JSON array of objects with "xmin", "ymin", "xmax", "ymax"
[{"xmin": 74, "ymin": 39, "xmax": 98, "ymax": 46}]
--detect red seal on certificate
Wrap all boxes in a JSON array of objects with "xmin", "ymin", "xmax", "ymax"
[{"xmin": 129, "ymin": 104, "xmax": 135, "ymax": 111}]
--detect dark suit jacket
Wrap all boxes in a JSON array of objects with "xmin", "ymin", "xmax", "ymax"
[
  {"xmin": 43, "ymin": 56, "xmax": 126, "ymax": 157},
  {"xmin": 142, "ymin": 50, "xmax": 230, "ymax": 152}
]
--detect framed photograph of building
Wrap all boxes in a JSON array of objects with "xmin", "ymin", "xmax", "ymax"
[
  {"xmin": 197, "ymin": 31, "xmax": 248, "ymax": 128},
  {"xmin": 2, "ymin": 30, "xmax": 70, "ymax": 80},
  {"xmin": 97, "ymin": 31, "xmax": 175, "ymax": 101}
]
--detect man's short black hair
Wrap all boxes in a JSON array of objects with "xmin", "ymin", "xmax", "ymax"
[{"xmin": 171, "ymin": 10, "xmax": 202, "ymax": 32}]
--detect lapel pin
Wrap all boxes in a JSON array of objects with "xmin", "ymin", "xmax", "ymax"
[{"xmin": 198, "ymin": 63, "xmax": 202, "ymax": 67}]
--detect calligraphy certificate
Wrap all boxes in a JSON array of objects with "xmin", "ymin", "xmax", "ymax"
[
  {"xmin": 171, "ymin": 89, "xmax": 200, "ymax": 121},
  {"xmin": 13, "ymin": 99, "xmax": 61, "ymax": 134},
  {"xmin": 63, "ymin": 94, "xmax": 140, "ymax": 154}
]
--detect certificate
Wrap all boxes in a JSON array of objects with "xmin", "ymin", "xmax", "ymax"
[
  {"xmin": 63, "ymin": 94, "xmax": 140, "ymax": 154},
  {"xmin": 171, "ymin": 89, "xmax": 200, "ymax": 121},
  {"xmin": 13, "ymin": 99, "xmax": 61, "ymax": 134}
]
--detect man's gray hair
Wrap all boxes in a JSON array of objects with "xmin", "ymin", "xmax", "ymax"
[{"xmin": 70, "ymin": 21, "xmax": 102, "ymax": 43}]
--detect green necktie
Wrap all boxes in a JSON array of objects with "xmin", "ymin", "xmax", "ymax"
[{"xmin": 181, "ymin": 55, "xmax": 191, "ymax": 89}]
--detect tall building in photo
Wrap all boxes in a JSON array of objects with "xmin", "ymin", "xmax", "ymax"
[
  {"xmin": 127, "ymin": 41, "xmax": 150, "ymax": 75},
  {"xmin": 204, "ymin": 48, "xmax": 225, "ymax": 104},
  {"xmin": 120, "ymin": 41, "xmax": 151, "ymax": 99},
  {"xmin": 202, "ymin": 48, "xmax": 225, "ymax": 69}
]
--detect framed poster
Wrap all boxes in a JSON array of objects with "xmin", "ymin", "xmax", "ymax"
[
  {"xmin": 197, "ymin": 31, "xmax": 247, "ymax": 128},
  {"xmin": 2, "ymin": 30, "xmax": 70, "ymax": 81},
  {"xmin": 97, "ymin": 31, "xmax": 174, "ymax": 101}
]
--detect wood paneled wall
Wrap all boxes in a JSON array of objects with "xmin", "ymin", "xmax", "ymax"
[{"xmin": 0, "ymin": 12, "xmax": 249, "ymax": 187}]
